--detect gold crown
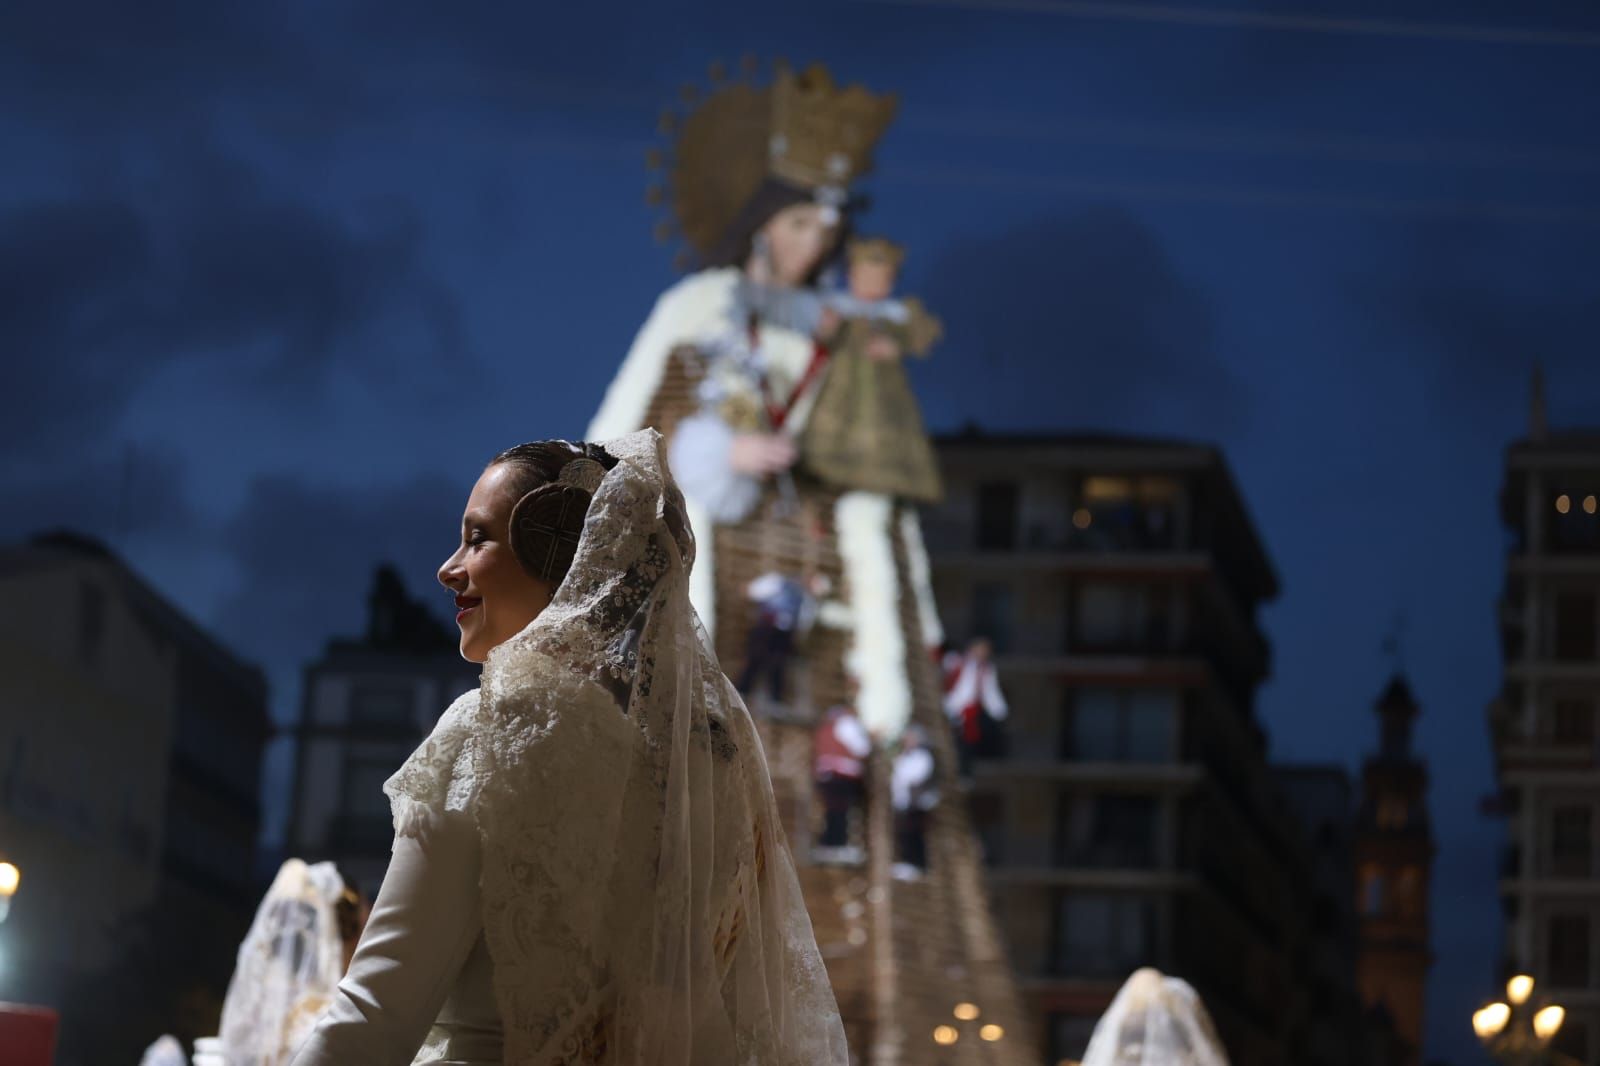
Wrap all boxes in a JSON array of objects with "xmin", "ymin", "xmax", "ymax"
[
  {"xmin": 847, "ymin": 236, "xmax": 905, "ymax": 268},
  {"xmin": 768, "ymin": 64, "xmax": 898, "ymax": 190},
  {"xmin": 648, "ymin": 59, "xmax": 899, "ymax": 261}
]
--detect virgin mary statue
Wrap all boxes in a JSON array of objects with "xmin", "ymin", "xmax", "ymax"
[{"xmin": 587, "ymin": 60, "xmax": 1040, "ymax": 1066}]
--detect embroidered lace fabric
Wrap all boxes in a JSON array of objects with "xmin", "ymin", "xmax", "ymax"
[
  {"xmin": 384, "ymin": 428, "xmax": 847, "ymax": 1065},
  {"xmin": 1081, "ymin": 968, "xmax": 1232, "ymax": 1066},
  {"xmin": 217, "ymin": 859, "xmax": 349, "ymax": 1066}
]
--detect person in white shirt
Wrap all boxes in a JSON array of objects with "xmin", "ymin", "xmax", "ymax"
[
  {"xmin": 737, "ymin": 570, "xmax": 819, "ymax": 705},
  {"xmin": 812, "ymin": 700, "xmax": 872, "ymax": 854},
  {"xmin": 890, "ymin": 726, "xmax": 938, "ymax": 877},
  {"xmin": 942, "ymin": 637, "xmax": 1009, "ymax": 773}
]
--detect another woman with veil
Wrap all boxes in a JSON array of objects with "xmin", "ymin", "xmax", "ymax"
[
  {"xmin": 1079, "ymin": 968, "xmax": 1232, "ymax": 1066},
  {"xmin": 288, "ymin": 431, "xmax": 845, "ymax": 1064},
  {"xmin": 191, "ymin": 858, "xmax": 364, "ymax": 1066}
]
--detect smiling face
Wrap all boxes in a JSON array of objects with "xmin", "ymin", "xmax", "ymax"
[{"xmin": 437, "ymin": 463, "xmax": 555, "ymax": 663}]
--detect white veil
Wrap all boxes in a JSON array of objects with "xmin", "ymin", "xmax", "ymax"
[
  {"xmin": 1081, "ymin": 968, "xmax": 1230, "ymax": 1066},
  {"xmin": 139, "ymin": 1035, "xmax": 189, "ymax": 1066},
  {"xmin": 216, "ymin": 859, "xmax": 347, "ymax": 1066},
  {"xmin": 384, "ymin": 428, "xmax": 847, "ymax": 1065}
]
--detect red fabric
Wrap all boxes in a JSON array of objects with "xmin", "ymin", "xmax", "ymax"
[
  {"xmin": 960, "ymin": 663, "xmax": 986, "ymax": 745},
  {"xmin": 762, "ymin": 338, "xmax": 831, "ymax": 431},
  {"xmin": 0, "ymin": 1002, "xmax": 59, "ymax": 1066}
]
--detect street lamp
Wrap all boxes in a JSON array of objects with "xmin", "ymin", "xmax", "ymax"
[
  {"xmin": 0, "ymin": 861, "xmax": 18, "ymax": 924},
  {"xmin": 1474, "ymin": 974, "xmax": 1576, "ymax": 1066},
  {"xmin": 931, "ymin": 1002, "xmax": 1005, "ymax": 1052}
]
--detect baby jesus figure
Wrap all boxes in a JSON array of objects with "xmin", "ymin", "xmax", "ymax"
[{"xmin": 799, "ymin": 237, "xmax": 944, "ymax": 502}]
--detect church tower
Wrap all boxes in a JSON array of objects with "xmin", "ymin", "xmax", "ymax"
[{"xmin": 1354, "ymin": 675, "xmax": 1435, "ymax": 1066}]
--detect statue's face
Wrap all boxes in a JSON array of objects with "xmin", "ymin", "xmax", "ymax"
[
  {"xmin": 849, "ymin": 259, "xmax": 896, "ymax": 302},
  {"xmin": 757, "ymin": 203, "xmax": 838, "ymax": 286}
]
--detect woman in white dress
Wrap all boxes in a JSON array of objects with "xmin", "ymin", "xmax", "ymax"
[{"xmin": 291, "ymin": 430, "xmax": 846, "ymax": 1066}]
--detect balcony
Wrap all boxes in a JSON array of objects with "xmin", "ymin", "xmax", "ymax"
[
  {"xmin": 920, "ymin": 513, "xmax": 1187, "ymax": 557},
  {"xmin": 971, "ymin": 760, "xmax": 1202, "ymax": 790}
]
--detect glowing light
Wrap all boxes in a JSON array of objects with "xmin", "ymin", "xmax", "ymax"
[
  {"xmin": 1535, "ymin": 1005, "xmax": 1566, "ymax": 1041},
  {"xmin": 1557, "ymin": 495, "xmax": 1572, "ymax": 514},
  {"xmin": 980, "ymin": 1024, "xmax": 1004, "ymax": 1042},
  {"xmin": 933, "ymin": 1025, "xmax": 960, "ymax": 1045},
  {"xmin": 0, "ymin": 864, "xmax": 17, "ymax": 896},
  {"xmin": 953, "ymin": 1002, "xmax": 980, "ymax": 1021},
  {"xmin": 1587, "ymin": 495, "xmax": 1598, "ymax": 515},
  {"xmin": 1473, "ymin": 1003, "xmax": 1511, "ymax": 1040},
  {"xmin": 1507, "ymin": 974, "xmax": 1534, "ymax": 1005},
  {"xmin": 1072, "ymin": 508, "xmax": 1092, "ymax": 530}
]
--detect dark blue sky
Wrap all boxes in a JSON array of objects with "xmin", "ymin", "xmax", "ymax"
[{"xmin": 5, "ymin": 2, "xmax": 1599, "ymax": 1061}]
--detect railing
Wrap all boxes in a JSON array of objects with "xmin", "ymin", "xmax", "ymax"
[{"xmin": 921, "ymin": 517, "xmax": 1184, "ymax": 555}]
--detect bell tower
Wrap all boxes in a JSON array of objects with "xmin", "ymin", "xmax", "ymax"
[{"xmin": 1355, "ymin": 674, "xmax": 1435, "ymax": 1066}]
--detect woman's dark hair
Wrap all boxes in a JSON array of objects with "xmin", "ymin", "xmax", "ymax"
[
  {"xmin": 701, "ymin": 177, "xmax": 856, "ymax": 282},
  {"xmin": 489, "ymin": 440, "xmax": 619, "ymax": 587},
  {"xmin": 335, "ymin": 872, "xmax": 364, "ymax": 944}
]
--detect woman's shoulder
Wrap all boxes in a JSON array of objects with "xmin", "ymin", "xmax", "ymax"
[
  {"xmin": 384, "ymin": 687, "xmax": 483, "ymax": 836},
  {"xmin": 484, "ymin": 645, "xmax": 637, "ymax": 746}
]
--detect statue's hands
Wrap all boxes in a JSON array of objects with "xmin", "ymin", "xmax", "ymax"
[
  {"xmin": 729, "ymin": 432, "xmax": 798, "ymax": 475},
  {"xmin": 865, "ymin": 333, "xmax": 902, "ymax": 362}
]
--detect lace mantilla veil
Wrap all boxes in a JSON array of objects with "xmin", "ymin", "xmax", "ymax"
[
  {"xmin": 1081, "ymin": 968, "xmax": 1231, "ymax": 1066},
  {"xmin": 217, "ymin": 859, "xmax": 348, "ymax": 1065},
  {"xmin": 385, "ymin": 429, "xmax": 847, "ymax": 1065}
]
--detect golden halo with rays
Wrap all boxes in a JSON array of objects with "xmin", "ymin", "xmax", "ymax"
[{"xmin": 644, "ymin": 58, "xmax": 897, "ymax": 272}]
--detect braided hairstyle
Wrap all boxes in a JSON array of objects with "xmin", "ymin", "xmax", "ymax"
[{"xmin": 489, "ymin": 440, "xmax": 619, "ymax": 588}]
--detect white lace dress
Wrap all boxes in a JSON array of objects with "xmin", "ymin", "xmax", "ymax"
[
  {"xmin": 292, "ymin": 430, "xmax": 845, "ymax": 1066},
  {"xmin": 290, "ymin": 697, "xmax": 504, "ymax": 1065}
]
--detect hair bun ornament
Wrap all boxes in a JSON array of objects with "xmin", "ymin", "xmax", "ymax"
[
  {"xmin": 558, "ymin": 456, "xmax": 607, "ymax": 494},
  {"xmin": 509, "ymin": 483, "xmax": 591, "ymax": 583}
]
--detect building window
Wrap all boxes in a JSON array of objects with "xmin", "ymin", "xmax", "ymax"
[
  {"xmin": 1064, "ymin": 688, "xmax": 1177, "ymax": 763},
  {"xmin": 975, "ymin": 482, "xmax": 1019, "ymax": 552},
  {"xmin": 970, "ymin": 792, "xmax": 1005, "ymax": 866},
  {"xmin": 1551, "ymin": 806, "xmax": 1593, "ymax": 878},
  {"xmin": 78, "ymin": 581, "xmax": 106, "ymax": 664},
  {"xmin": 1551, "ymin": 488, "xmax": 1600, "ymax": 553},
  {"xmin": 972, "ymin": 581, "xmax": 1014, "ymax": 654},
  {"xmin": 1376, "ymin": 796, "xmax": 1409, "ymax": 831},
  {"xmin": 1394, "ymin": 866, "xmax": 1423, "ymax": 919},
  {"xmin": 1553, "ymin": 593, "xmax": 1598, "ymax": 661},
  {"xmin": 349, "ymin": 683, "xmax": 416, "ymax": 729},
  {"xmin": 342, "ymin": 754, "xmax": 401, "ymax": 817},
  {"xmin": 1074, "ymin": 475, "xmax": 1180, "ymax": 551},
  {"xmin": 1554, "ymin": 698, "xmax": 1596, "ymax": 745},
  {"xmin": 1073, "ymin": 582, "xmax": 1174, "ymax": 652},
  {"xmin": 1058, "ymin": 794, "xmax": 1159, "ymax": 868},
  {"xmin": 1360, "ymin": 866, "xmax": 1386, "ymax": 916},
  {"xmin": 1548, "ymin": 914, "xmax": 1591, "ymax": 988},
  {"xmin": 1054, "ymin": 893, "xmax": 1156, "ymax": 977}
]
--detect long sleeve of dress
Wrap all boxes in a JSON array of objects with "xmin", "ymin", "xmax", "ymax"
[{"xmin": 290, "ymin": 807, "xmax": 484, "ymax": 1066}]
